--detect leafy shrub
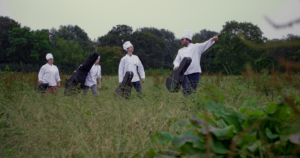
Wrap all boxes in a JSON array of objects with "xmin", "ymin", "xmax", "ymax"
[
  {"xmin": 149, "ymin": 95, "xmax": 300, "ymax": 157},
  {"xmin": 0, "ymin": 66, "xmax": 19, "ymax": 100}
]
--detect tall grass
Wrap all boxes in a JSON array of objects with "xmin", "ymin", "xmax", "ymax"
[{"xmin": 0, "ymin": 70, "xmax": 299, "ymax": 157}]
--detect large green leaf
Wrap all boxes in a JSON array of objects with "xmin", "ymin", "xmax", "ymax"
[
  {"xmin": 265, "ymin": 102, "xmax": 277, "ymax": 114},
  {"xmin": 172, "ymin": 131, "xmax": 202, "ymax": 148},
  {"xmin": 216, "ymin": 119, "xmax": 228, "ymax": 127},
  {"xmin": 205, "ymin": 100, "xmax": 223, "ymax": 114},
  {"xmin": 180, "ymin": 142, "xmax": 200, "ymax": 156},
  {"xmin": 269, "ymin": 103, "xmax": 292, "ymax": 122},
  {"xmin": 192, "ymin": 140, "xmax": 206, "ymax": 150},
  {"xmin": 220, "ymin": 111, "xmax": 244, "ymax": 133},
  {"xmin": 240, "ymin": 97, "xmax": 257, "ymax": 113},
  {"xmin": 195, "ymin": 114, "xmax": 217, "ymax": 126},
  {"xmin": 177, "ymin": 120, "xmax": 189, "ymax": 127},
  {"xmin": 212, "ymin": 139, "xmax": 228, "ymax": 154},
  {"xmin": 265, "ymin": 128, "xmax": 279, "ymax": 140},
  {"xmin": 211, "ymin": 125, "xmax": 235, "ymax": 140},
  {"xmin": 151, "ymin": 131, "xmax": 173, "ymax": 144},
  {"xmin": 246, "ymin": 141, "xmax": 260, "ymax": 153},
  {"xmin": 205, "ymin": 101, "xmax": 244, "ymax": 132},
  {"xmin": 190, "ymin": 114, "xmax": 217, "ymax": 127},
  {"xmin": 235, "ymin": 133, "xmax": 257, "ymax": 148},
  {"xmin": 189, "ymin": 115, "xmax": 207, "ymax": 127},
  {"xmin": 245, "ymin": 110, "xmax": 265, "ymax": 117},
  {"xmin": 242, "ymin": 117, "xmax": 263, "ymax": 130},
  {"xmin": 155, "ymin": 150, "xmax": 181, "ymax": 158}
]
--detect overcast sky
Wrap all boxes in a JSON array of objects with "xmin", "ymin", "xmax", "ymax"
[{"xmin": 1, "ymin": 0, "xmax": 299, "ymax": 40}]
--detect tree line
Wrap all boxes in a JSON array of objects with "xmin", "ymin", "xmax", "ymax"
[{"xmin": 0, "ymin": 16, "xmax": 299, "ymax": 75}]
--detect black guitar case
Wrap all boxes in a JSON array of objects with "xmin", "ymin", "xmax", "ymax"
[
  {"xmin": 34, "ymin": 83, "xmax": 49, "ymax": 93},
  {"xmin": 115, "ymin": 71, "xmax": 134, "ymax": 98},
  {"xmin": 64, "ymin": 52, "xmax": 100, "ymax": 95},
  {"xmin": 166, "ymin": 57, "xmax": 192, "ymax": 93}
]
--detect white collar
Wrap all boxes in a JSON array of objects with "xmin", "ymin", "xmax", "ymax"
[{"xmin": 126, "ymin": 53, "xmax": 133, "ymax": 57}]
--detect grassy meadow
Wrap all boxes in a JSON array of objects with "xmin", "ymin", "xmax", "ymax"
[{"xmin": 0, "ymin": 69, "xmax": 300, "ymax": 157}]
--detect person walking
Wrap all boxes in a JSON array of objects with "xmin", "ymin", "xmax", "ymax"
[
  {"xmin": 83, "ymin": 56, "xmax": 101, "ymax": 96},
  {"xmin": 118, "ymin": 41, "xmax": 145, "ymax": 98},
  {"xmin": 173, "ymin": 30, "xmax": 219, "ymax": 96},
  {"xmin": 38, "ymin": 53, "xmax": 61, "ymax": 95}
]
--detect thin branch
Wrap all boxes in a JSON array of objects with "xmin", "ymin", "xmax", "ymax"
[
  {"xmin": 264, "ymin": 16, "xmax": 300, "ymax": 29},
  {"xmin": 238, "ymin": 33, "xmax": 300, "ymax": 49}
]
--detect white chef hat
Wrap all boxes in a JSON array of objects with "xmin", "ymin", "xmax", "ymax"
[
  {"xmin": 123, "ymin": 41, "xmax": 133, "ymax": 51},
  {"xmin": 46, "ymin": 53, "xmax": 54, "ymax": 60},
  {"xmin": 182, "ymin": 30, "xmax": 193, "ymax": 40}
]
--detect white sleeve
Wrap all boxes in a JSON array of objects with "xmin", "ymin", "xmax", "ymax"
[
  {"xmin": 196, "ymin": 38, "xmax": 215, "ymax": 54},
  {"xmin": 38, "ymin": 66, "xmax": 45, "ymax": 82},
  {"xmin": 55, "ymin": 67, "xmax": 61, "ymax": 82},
  {"xmin": 118, "ymin": 58, "xmax": 125, "ymax": 82},
  {"xmin": 173, "ymin": 53, "xmax": 181, "ymax": 68},
  {"xmin": 97, "ymin": 66, "xmax": 101, "ymax": 79},
  {"xmin": 137, "ymin": 59, "xmax": 145, "ymax": 79}
]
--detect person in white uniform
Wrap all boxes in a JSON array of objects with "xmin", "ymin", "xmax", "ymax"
[
  {"xmin": 83, "ymin": 56, "xmax": 101, "ymax": 96},
  {"xmin": 38, "ymin": 53, "xmax": 61, "ymax": 95},
  {"xmin": 118, "ymin": 41, "xmax": 145, "ymax": 97},
  {"xmin": 173, "ymin": 30, "xmax": 219, "ymax": 96}
]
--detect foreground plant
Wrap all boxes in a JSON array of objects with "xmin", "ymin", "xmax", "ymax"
[{"xmin": 149, "ymin": 96, "xmax": 300, "ymax": 157}]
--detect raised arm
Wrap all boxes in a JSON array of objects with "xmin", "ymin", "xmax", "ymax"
[{"xmin": 197, "ymin": 34, "xmax": 219, "ymax": 54}]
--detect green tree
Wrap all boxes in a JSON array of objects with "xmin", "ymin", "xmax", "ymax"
[
  {"xmin": 52, "ymin": 35, "xmax": 88, "ymax": 67},
  {"xmin": 7, "ymin": 27, "xmax": 52, "ymax": 65},
  {"xmin": 130, "ymin": 32, "xmax": 166, "ymax": 69},
  {"xmin": 255, "ymin": 34, "xmax": 300, "ymax": 71},
  {"xmin": 98, "ymin": 25, "xmax": 132, "ymax": 51},
  {"xmin": 49, "ymin": 25, "xmax": 92, "ymax": 51},
  {"xmin": 136, "ymin": 27, "xmax": 180, "ymax": 69},
  {"xmin": 108, "ymin": 24, "xmax": 133, "ymax": 36},
  {"xmin": 212, "ymin": 21, "xmax": 265, "ymax": 74},
  {"xmin": 97, "ymin": 46, "xmax": 123, "ymax": 74},
  {"xmin": 193, "ymin": 29, "xmax": 218, "ymax": 42},
  {"xmin": 99, "ymin": 25, "xmax": 167, "ymax": 70},
  {"xmin": 0, "ymin": 16, "xmax": 21, "ymax": 63}
]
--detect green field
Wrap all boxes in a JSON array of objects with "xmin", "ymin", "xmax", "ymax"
[{"xmin": 1, "ymin": 71, "xmax": 300, "ymax": 157}]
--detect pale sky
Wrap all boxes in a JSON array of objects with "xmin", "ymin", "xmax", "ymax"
[{"xmin": 1, "ymin": 0, "xmax": 299, "ymax": 40}]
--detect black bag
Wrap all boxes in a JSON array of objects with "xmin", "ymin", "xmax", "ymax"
[
  {"xmin": 115, "ymin": 71, "xmax": 134, "ymax": 98},
  {"xmin": 166, "ymin": 57, "xmax": 192, "ymax": 93},
  {"xmin": 64, "ymin": 52, "xmax": 100, "ymax": 95},
  {"xmin": 34, "ymin": 83, "xmax": 49, "ymax": 93}
]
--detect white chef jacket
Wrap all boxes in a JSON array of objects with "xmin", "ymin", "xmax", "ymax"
[
  {"xmin": 84, "ymin": 64, "xmax": 101, "ymax": 87},
  {"xmin": 118, "ymin": 54, "xmax": 145, "ymax": 82},
  {"xmin": 38, "ymin": 63, "xmax": 61, "ymax": 86},
  {"xmin": 173, "ymin": 39, "xmax": 215, "ymax": 75}
]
